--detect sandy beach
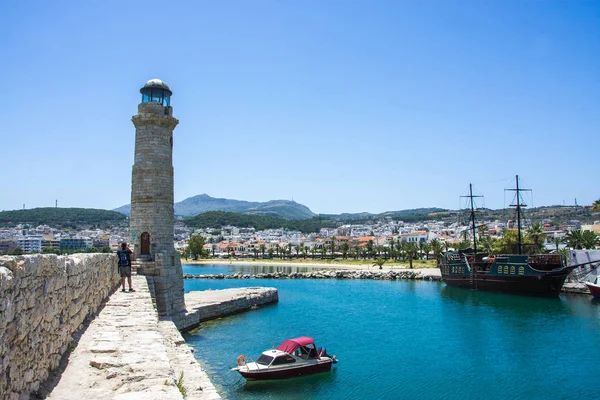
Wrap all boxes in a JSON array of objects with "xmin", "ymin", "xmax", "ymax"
[{"xmin": 183, "ymin": 258, "xmax": 441, "ymax": 276}]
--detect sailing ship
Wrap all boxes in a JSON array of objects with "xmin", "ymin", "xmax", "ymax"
[{"xmin": 439, "ymin": 176, "xmax": 583, "ymax": 297}]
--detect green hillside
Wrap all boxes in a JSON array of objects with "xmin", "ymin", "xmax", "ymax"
[
  {"xmin": 184, "ymin": 211, "xmax": 336, "ymax": 233},
  {"xmin": 0, "ymin": 208, "xmax": 127, "ymax": 228}
]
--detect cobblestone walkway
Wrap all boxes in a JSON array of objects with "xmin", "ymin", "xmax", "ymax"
[{"xmin": 43, "ymin": 276, "xmax": 220, "ymax": 400}]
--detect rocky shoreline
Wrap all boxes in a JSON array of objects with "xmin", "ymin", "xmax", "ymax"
[
  {"xmin": 184, "ymin": 269, "xmax": 442, "ymax": 281},
  {"xmin": 182, "ymin": 270, "xmax": 592, "ymax": 296}
]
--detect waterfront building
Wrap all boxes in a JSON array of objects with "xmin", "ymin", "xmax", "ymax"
[
  {"xmin": 399, "ymin": 230, "xmax": 429, "ymax": 243},
  {"xmin": 60, "ymin": 237, "xmax": 92, "ymax": 251},
  {"xmin": 17, "ymin": 236, "xmax": 43, "ymax": 253},
  {"xmin": 0, "ymin": 239, "xmax": 18, "ymax": 253},
  {"xmin": 92, "ymin": 237, "xmax": 110, "ymax": 249},
  {"xmin": 41, "ymin": 234, "xmax": 60, "ymax": 251}
]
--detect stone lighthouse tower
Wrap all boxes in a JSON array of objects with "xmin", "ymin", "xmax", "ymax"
[{"xmin": 130, "ymin": 79, "xmax": 185, "ymax": 316}]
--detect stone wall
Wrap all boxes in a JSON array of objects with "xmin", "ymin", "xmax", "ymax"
[{"xmin": 0, "ymin": 253, "xmax": 120, "ymax": 399}]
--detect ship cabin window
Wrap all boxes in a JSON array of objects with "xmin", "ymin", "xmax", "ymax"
[
  {"xmin": 256, "ymin": 354, "xmax": 274, "ymax": 366},
  {"xmin": 272, "ymin": 355, "xmax": 296, "ymax": 365}
]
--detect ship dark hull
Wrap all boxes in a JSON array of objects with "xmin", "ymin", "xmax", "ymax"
[
  {"xmin": 442, "ymin": 271, "xmax": 571, "ymax": 297},
  {"xmin": 239, "ymin": 360, "xmax": 333, "ymax": 381}
]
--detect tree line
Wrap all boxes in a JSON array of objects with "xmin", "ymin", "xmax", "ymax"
[
  {"xmin": 0, "ymin": 208, "xmax": 126, "ymax": 228},
  {"xmin": 3, "ymin": 246, "xmax": 113, "ymax": 256},
  {"xmin": 184, "ymin": 211, "xmax": 337, "ymax": 233}
]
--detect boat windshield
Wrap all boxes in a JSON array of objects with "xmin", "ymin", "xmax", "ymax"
[{"xmin": 256, "ymin": 354, "xmax": 274, "ymax": 366}]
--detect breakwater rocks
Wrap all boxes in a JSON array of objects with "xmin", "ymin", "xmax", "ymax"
[{"xmin": 184, "ymin": 270, "xmax": 442, "ymax": 281}]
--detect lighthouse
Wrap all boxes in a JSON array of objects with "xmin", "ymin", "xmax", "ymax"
[{"xmin": 130, "ymin": 79, "xmax": 185, "ymax": 316}]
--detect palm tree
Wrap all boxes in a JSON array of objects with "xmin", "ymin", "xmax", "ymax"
[
  {"xmin": 457, "ymin": 240, "xmax": 472, "ymax": 250},
  {"xmin": 294, "ymin": 245, "xmax": 301, "ymax": 258},
  {"xmin": 376, "ymin": 245, "xmax": 385, "ymax": 258},
  {"xmin": 478, "ymin": 236, "xmax": 496, "ymax": 254},
  {"xmin": 330, "ymin": 237, "xmax": 336, "ymax": 259},
  {"xmin": 287, "ymin": 243, "xmax": 293, "ymax": 259},
  {"xmin": 259, "ymin": 243, "xmax": 266, "ymax": 258},
  {"xmin": 581, "ymin": 230, "xmax": 600, "ymax": 249},
  {"xmin": 565, "ymin": 230, "xmax": 584, "ymax": 250},
  {"xmin": 592, "ymin": 199, "xmax": 600, "ymax": 211},
  {"xmin": 252, "ymin": 248, "xmax": 259, "ymax": 259},
  {"xmin": 405, "ymin": 242, "xmax": 418, "ymax": 269},
  {"xmin": 526, "ymin": 222, "xmax": 545, "ymax": 254},
  {"xmin": 418, "ymin": 241, "xmax": 425, "ymax": 260},
  {"xmin": 422, "ymin": 243, "xmax": 431, "ymax": 260},
  {"xmin": 275, "ymin": 244, "xmax": 280, "ymax": 259},
  {"xmin": 341, "ymin": 242, "xmax": 349, "ymax": 259},
  {"xmin": 388, "ymin": 238, "xmax": 396, "ymax": 260},
  {"xmin": 551, "ymin": 236, "xmax": 563, "ymax": 252},
  {"xmin": 362, "ymin": 248, "xmax": 370, "ymax": 260},
  {"xmin": 443, "ymin": 241, "xmax": 450, "ymax": 252},
  {"xmin": 430, "ymin": 239, "xmax": 444, "ymax": 265},
  {"xmin": 353, "ymin": 245, "xmax": 361, "ymax": 260},
  {"xmin": 373, "ymin": 258, "xmax": 386, "ymax": 270},
  {"xmin": 367, "ymin": 240, "xmax": 374, "ymax": 259}
]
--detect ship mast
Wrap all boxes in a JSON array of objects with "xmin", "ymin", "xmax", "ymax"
[
  {"xmin": 461, "ymin": 184, "xmax": 482, "ymax": 253},
  {"xmin": 506, "ymin": 175, "xmax": 531, "ymax": 255}
]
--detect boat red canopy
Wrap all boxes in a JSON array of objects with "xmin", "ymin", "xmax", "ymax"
[{"xmin": 276, "ymin": 336, "xmax": 315, "ymax": 353}]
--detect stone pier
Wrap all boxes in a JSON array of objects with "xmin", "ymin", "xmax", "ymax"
[
  {"xmin": 179, "ymin": 287, "xmax": 279, "ymax": 332},
  {"xmin": 38, "ymin": 275, "xmax": 277, "ymax": 399}
]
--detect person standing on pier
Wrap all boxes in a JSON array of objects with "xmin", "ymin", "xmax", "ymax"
[{"xmin": 117, "ymin": 242, "xmax": 135, "ymax": 292}]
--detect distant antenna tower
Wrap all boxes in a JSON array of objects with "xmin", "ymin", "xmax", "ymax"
[
  {"xmin": 56, "ymin": 199, "xmax": 58, "ymax": 208},
  {"xmin": 23, "ymin": 204, "xmax": 25, "ymax": 210},
  {"xmin": 575, "ymin": 198, "xmax": 578, "ymax": 206}
]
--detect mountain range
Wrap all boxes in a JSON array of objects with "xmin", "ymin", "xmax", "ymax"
[
  {"xmin": 113, "ymin": 194, "xmax": 316, "ymax": 220},
  {"xmin": 113, "ymin": 194, "xmax": 595, "ymax": 224}
]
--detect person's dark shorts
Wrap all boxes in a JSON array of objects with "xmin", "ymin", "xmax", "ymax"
[{"xmin": 119, "ymin": 266, "xmax": 132, "ymax": 278}]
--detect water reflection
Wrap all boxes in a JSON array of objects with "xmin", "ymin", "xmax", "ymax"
[
  {"xmin": 440, "ymin": 285, "xmax": 568, "ymax": 316},
  {"xmin": 237, "ymin": 370, "xmax": 337, "ymax": 400},
  {"xmin": 184, "ymin": 263, "xmax": 323, "ymax": 275}
]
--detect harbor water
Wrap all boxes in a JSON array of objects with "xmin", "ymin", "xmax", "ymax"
[{"xmin": 182, "ymin": 264, "xmax": 600, "ymax": 400}]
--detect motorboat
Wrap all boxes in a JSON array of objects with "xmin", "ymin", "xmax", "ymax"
[
  {"xmin": 585, "ymin": 278, "xmax": 600, "ymax": 299},
  {"xmin": 232, "ymin": 336, "xmax": 337, "ymax": 380}
]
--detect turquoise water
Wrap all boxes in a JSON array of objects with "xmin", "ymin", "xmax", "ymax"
[{"xmin": 182, "ymin": 264, "xmax": 600, "ymax": 400}]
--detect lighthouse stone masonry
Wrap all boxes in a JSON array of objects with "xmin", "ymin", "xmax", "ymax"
[{"xmin": 130, "ymin": 79, "xmax": 185, "ymax": 317}]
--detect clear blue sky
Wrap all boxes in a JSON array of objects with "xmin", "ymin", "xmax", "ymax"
[{"xmin": 1, "ymin": 1, "xmax": 598, "ymax": 215}]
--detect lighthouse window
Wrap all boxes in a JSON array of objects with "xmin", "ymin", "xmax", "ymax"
[{"xmin": 151, "ymin": 89, "xmax": 163, "ymax": 104}]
